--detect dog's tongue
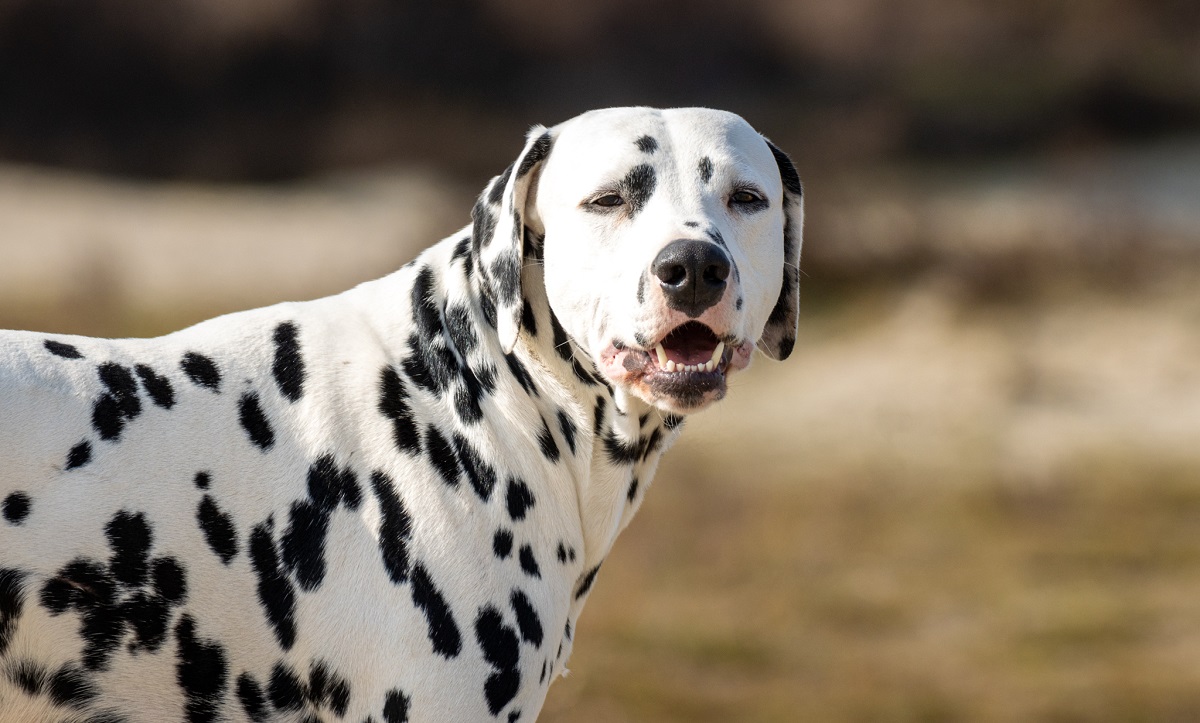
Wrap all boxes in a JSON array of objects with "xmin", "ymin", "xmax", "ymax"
[{"xmin": 659, "ymin": 322, "xmax": 719, "ymax": 365}]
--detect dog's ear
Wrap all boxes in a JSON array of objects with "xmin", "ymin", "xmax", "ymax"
[
  {"xmin": 471, "ymin": 126, "xmax": 554, "ymax": 353},
  {"xmin": 755, "ymin": 139, "xmax": 804, "ymax": 361}
]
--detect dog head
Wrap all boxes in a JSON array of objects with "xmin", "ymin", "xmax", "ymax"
[{"xmin": 473, "ymin": 107, "xmax": 802, "ymax": 415}]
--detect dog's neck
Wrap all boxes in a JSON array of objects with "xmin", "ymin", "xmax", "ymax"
[{"xmin": 426, "ymin": 226, "xmax": 685, "ymax": 606}]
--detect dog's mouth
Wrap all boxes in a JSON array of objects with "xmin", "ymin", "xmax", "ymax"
[{"xmin": 602, "ymin": 322, "xmax": 745, "ymax": 412}]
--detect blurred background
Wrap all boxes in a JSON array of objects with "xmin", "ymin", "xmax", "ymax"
[{"xmin": 2, "ymin": 1, "xmax": 1200, "ymax": 720}]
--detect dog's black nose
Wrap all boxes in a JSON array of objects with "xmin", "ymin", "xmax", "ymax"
[{"xmin": 651, "ymin": 239, "xmax": 731, "ymax": 318}]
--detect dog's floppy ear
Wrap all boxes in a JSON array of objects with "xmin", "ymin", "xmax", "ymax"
[
  {"xmin": 471, "ymin": 126, "xmax": 554, "ymax": 353},
  {"xmin": 756, "ymin": 139, "xmax": 804, "ymax": 361}
]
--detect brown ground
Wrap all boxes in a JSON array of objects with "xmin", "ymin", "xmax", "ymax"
[{"xmin": 3, "ymin": 162, "xmax": 1199, "ymax": 722}]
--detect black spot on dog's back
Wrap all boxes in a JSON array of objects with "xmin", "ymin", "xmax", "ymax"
[
  {"xmin": 248, "ymin": 520, "xmax": 297, "ymax": 650},
  {"xmin": 106, "ymin": 510, "xmax": 151, "ymax": 587},
  {"xmin": 3, "ymin": 492, "xmax": 31, "ymax": 524},
  {"xmin": 371, "ymin": 471, "xmax": 413, "ymax": 584},
  {"xmin": 197, "ymin": 496, "xmax": 238, "ymax": 564},
  {"xmin": 268, "ymin": 661, "xmax": 304, "ymax": 711},
  {"xmin": 383, "ymin": 688, "xmax": 412, "ymax": 723},
  {"xmin": 44, "ymin": 339, "xmax": 83, "ymax": 359},
  {"xmin": 493, "ymin": 529, "xmax": 513, "ymax": 560},
  {"xmin": 271, "ymin": 322, "xmax": 306, "ymax": 403},
  {"xmin": 0, "ymin": 568, "xmax": 27, "ymax": 656},
  {"xmin": 237, "ymin": 673, "xmax": 268, "ymax": 722},
  {"xmin": 518, "ymin": 545, "xmax": 540, "ymax": 579},
  {"xmin": 474, "ymin": 606, "xmax": 521, "ymax": 715},
  {"xmin": 92, "ymin": 363, "xmax": 142, "ymax": 442},
  {"xmin": 575, "ymin": 563, "xmax": 603, "ymax": 600},
  {"xmin": 181, "ymin": 352, "xmax": 221, "ymax": 392},
  {"xmin": 379, "ymin": 366, "xmax": 421, "ymax": 456},
  {"xmin": 425, "ymin": 425, "xmax": 460, "ymax": 488},
  {"xmin": 238, "ymin": 392, "xmax": 275, "ymax": 451},
  {"xmin": 65, "ymin": 440, "xmax": 92, "ymax": 470},
  {"xmin": 410, "ymin": 563, "xmax": 462, "ymax": 659},
  {"xmin": 174, "ymin": 614, "xmax": 228, "ymax": 723},
  {"xmin": 135, "ymin": 364, "xmax": 175, "ymax": 409},
  {"xmin": 506, "ymin": 478, "xmax": 535, "ymax": 521},
  {"xmin": 510, "ymin": 590, "xmax": 543, "ymax": 647}
]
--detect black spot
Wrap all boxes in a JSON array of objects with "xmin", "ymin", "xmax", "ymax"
[
  {"xmin": 446, "ymin": 303, "xmax": 479, "ymax": 356},
  {"xmin": 472, "ymin": 200, "xmax": 499, "ymax": 252},
  {"xmin": 181, "ymin": 352, "xmax": 221, "ymax": 391},
  {"xmin": 48, "ymin": 664, "xmax": 97, "ymax": 708},
  {"xmin": 635, "ymin": 135, "xmax": 658, "ymax": 154},
  {"xmin": 194, "ymin": 471, "xmax": 211, "ymax": 489},
  {"xmin": 506, "ymin": 478, "xmax": 535, "ymax": 521},
  {"xmin": 402, "ymin": 333, "xmax": 455, "ymax": 397},
  {"xmin": 371, "ymin": 471, "xmax": 413, "ymax": 584},
  {"xmin": 556, "ymin": 410, "xmax": 577, "ymax": 456},
  {"xmin": 197, "ymin": 496, "xmax": 238, "ymax": 564},
  {"xmin": 452, "ymin": 434, "xmax": 497, "ymax": 502},
  {"xmin": 488, "ymin": 164, "xmax": 514, "ymax": 205},
  {"xmin": 684, "ymin": 220, "xmax": 700, "ymax": 228},
  {"xmin": 272, "ymin": 322, "xmax": 306, "ymax": 403},
  {"xmin": 627, "ymin": 478, "xmax": 640, "ymax": 503},
  {"xmin": 474, "ymin": 606, "xmax": 521, "ymax": 715},
  {"xmin": 556, "ymin": 543, "xmax": 569, "ymax": 564},
  {"xmin": 307, "ymin": 454, "xmax": 362, "ymax": 511},
  {"xmin": 520, "ymin": 299, "xmax": 537, "ymax": 336},
  {"xmin": 129, "ymin": 364, "xmax": 175, "ymax": 409},
  {"xmin": 412, "ymin": 266, "xmax": 442, "ymax": 342},
  {"xmin": 411, "ymin": 563, "xmax": 462, "ymax": 659},
  {"xmin": 493, "ymin": 529, "xmax": 513, "ymax": 559},
  {"xmin": 637, "ymin": 273, "xmax": 646, "ymax": 305},
  {"xmin": 281, "ymin": 500, "xmax": 330, "ymax": 592},
  {"xmin": 107, "ymin": 510, "xmax": 151, "ymax": 588},
  {"xmin": 705, "ymin": 228, "xmax": 727, "ymax": 248},
  {"xmin": 175, "ymin": 614, "xmax": 229, "ymax": 723},
  {"xmin": 549, "ymin": 311, "xmax": 573, "ymax": 363},
  {"xmin": 153, "ymin": 557, "xmax": 187, "ymax": 604},
  {"xmin": 640, "ymin": 427, "xmax": 663, "ymax": 462},
  {"xmin": 248, "ymin": 520, "xmax": 297, "ymax": 650},
  {"xmin": 779, "ymin": 336, "xmax": 796, "ymax": 360},
  {"xmin": 44, "ymin": 339, "xmax": 83, "ymax": 358},
  {"xmin": 766, "ymin": 139, "xmax": 804, "ymax": 197},
  {"xmin": 237, "ymin": 673, "xmax": 269, "ymax": 722},
  {"xmin": 480, "ymin": 291, "xmax": 498, "ymax": 329},
  {"xmin": 3, "ymin": 492, "xmax": 30, "ymax": 524},
  {"xmin": 490, "ymin": 251, "xmax": 521, "ymax": 306},
  {"xmin": 517, "ymin": 131, "xmax": 553, "ymax": 178},
  {"xmin": 383, "ymin": 688, "xmax": 411, "ymax": 723},
  {"xmin": 11, "ymin": 658, "xmax": 46, "ymax": 694},
  {"xmin": 451, "ymin": 234, "xmax": 472, "ymax": 262},
  {"xmin": 305, "ymin": 660, "xmax": 351, "ymax": 717},
  {"xmin": 510, "ymin": 590, "xmax": 544, "ymax": 647},
  {"xmin": 425, "ymin": 425, "xmax": 460, "ymax": 488},
  {"xmin": 536, "ymin": 416, "xmax": 560, "ymax": 462},
  {"xmin": 92, "ymin": 362, "xmax": 142, "ymax": 441},
  {"xmin": 698, "ymin": 156, "xmax": 714, "ymax": 184},
  {"xmin": 620, "ymin": 163, "xmax": 657, "ymax": 217},
  {"xmin": 736, "ymin": 296, "xmax": 744, "ymax": 310},
  {"xmin": 602, "ymin": 431, "xmax": 640, "ymax": 465},
  {"xmin": 0, "ymin": 568, "xmax": 26, "ymax": 656},
  {"xmin": 268, "ymin": 661, "xmax": 305, "ymax": 711},
  {"xmin": 518, "ymin": 545, "xmax": 541, "ymax": 579},
  {"xmin": 379, "ymin": 366, "xmax": 421, "ymax": 456},
  {"xmin": 65, "ymin": 440, "xmax": 92, "ymax": 470},
  {"xmin": 238, "ymin": 392, "xmax": 275, "ymax": 451},
  {"xmin": 503, "ymin": 352, "xmax": 538, "ymax": 397},
  {"xmin": 593, "ymin": 396, "xmax": 607, "ymax": 436},
  {"xmin": 575, "ymin": 563, "xmax": 603, "ymax": 600}
]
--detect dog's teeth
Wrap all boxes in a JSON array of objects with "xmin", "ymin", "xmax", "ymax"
[
  {"xmin": 655, "ymin": 344, "xmax": 667, "ymax": 368},
  {"xmin": 665, "ymin": 360, "xmax": 676, "ymax": 372},
  {"xmin": 704, "ymin": 361, "xmax": 714, "ymax": 372},
  {"xmin": 710, "ymin": 342, "xmax": 725, "ymax": 367}
]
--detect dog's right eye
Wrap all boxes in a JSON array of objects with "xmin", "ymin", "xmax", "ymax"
[{"xmin": 591, "ymin": 194, "xmax": 625, "ymax": 208}]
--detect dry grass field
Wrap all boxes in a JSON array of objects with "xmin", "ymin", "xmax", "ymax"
[{"xmin": 3, "ymin": 160, "xmax": 1199, "ymax": 722}]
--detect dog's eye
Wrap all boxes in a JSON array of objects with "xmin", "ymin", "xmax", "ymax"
[
  {"xmin": 730, "ymin": 190, "xmax": 761, "ymax": 205},
  {"xmin": 591, "ymin": 194, "xmax": 625, "ymax": 208}
]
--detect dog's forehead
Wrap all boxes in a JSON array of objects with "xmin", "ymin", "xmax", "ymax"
[{"xmin": 544, "ymin": 107, "xmax": 775, "ymax": 186}]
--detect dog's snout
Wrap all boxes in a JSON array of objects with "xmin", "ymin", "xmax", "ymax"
[{"xmin": 651, "ymin": 239, "xmax": 731, "ymax": 318}]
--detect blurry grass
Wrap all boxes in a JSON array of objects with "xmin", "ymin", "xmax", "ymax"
[{"xmin": 7, "ymin": 279, "xmax": 1200, "ymax": 722}]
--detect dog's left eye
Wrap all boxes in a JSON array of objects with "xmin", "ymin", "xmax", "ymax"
[
  {"xmin": 730, "ymin": 190, "xmax": 761, "ymax": 205},
  {"xmin": 591, "ymin": 194, "xmax": 625, "ymax": 208}
]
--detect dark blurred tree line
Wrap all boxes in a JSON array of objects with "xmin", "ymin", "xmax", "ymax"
[{"xmin": 0, "ymin": 0, "xmax": 1197, "ymax": 180}]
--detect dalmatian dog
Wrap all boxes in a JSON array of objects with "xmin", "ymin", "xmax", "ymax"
[{"xmin": 0, "ymin": 107, "xmax": 802, "ymax": 722}]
